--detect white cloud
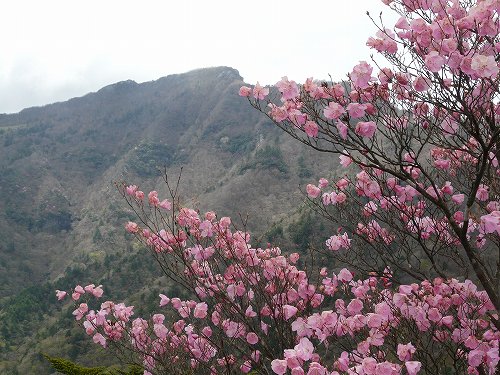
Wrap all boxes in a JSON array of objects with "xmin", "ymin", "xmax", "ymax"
[{"xmin": 0, "ymin": 0, "xmax": 397, "ymax": 113}]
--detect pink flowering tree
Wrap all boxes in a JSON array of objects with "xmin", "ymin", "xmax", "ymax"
[
  {"xmin": 241, "ymin": 0, "xmax": 500, "ymax": 322},
  {"xmin": 58, "ymin": 0, "xmax": 500, "ymax": 374},
  {"xmin": 60, "ymin": 183, "xmax": 498, "ymax": 374}
]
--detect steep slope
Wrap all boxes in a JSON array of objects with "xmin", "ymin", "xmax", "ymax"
[{"xmin": 0, "ymin": 67, "xmax": 334, "ymax": 373}]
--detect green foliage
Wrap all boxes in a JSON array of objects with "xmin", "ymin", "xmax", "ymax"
[
  {"xmin": 265, "ymin": 224, "xmax": 284, "ymax": 243},
  {"xmin": 129, "ymin": 141, "xmax": 175, "ymax": 177},
  {"xmin": 219, "ymin": 133, "xmax": 257, "ymax": 154},
  {"xmin": 93, "ymin": 228, "xmax": 103, "ymax": 243},
  {"xmin": 297, "ymin": 155, "xmax": 312, "ymax": 178},
  {"xmin": 43, "ymin": 354, "xmax": 142, "ymax": 375},
  {"xmin": 288, "ymin": 212, "xmax": 315, "ymax": 250},
  {"xmin": 241, "ymin": 145, "xmax": 289, "ymax": 175},
  {"xmin": 70, "ymin": 147, "xmax": 114, "ymax": 170}
]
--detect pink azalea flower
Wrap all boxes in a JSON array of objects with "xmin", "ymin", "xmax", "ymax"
[
  {"xmin": 239, "ymin": 86, "xmax": 252, "ymax": 97},
  {"xmin": 414, "ymin": 76, "xmax": 430, "ymax": 92},
  {"xmin": 253, "ymin": 82, "xmax": 269, "ymax": 100},
  {"xmin": 425, "ymin": 51, "xmax": 445, "ymax": 72},
  {"xmin": 480, "ymin": 211, "xmax": 500, "ymax": 234},
  {"xmin": 159, "ymin": 199, "xmax": 172, "ymax": 210},
  {"xmin": 306, "ymin": 184, "xmax": 321, "ymax": 198},
  {"xmin": 92, "ymin": 285, "xmax": 104, "ymax": 298},
  {"xmin": 338, "ymin": 268, "xmax": 353, "ymax": 283},
  {"xmin": 125, "ymin": 221, "xmax": 139, "ymax": 233},
  {"xmin": 148, "ymin": 191, "xmax": 159, "ymax": 206},
  {"xmin": 476, "ymin": 184, "xmax": 489, "ymax": 201},
  {"xmin": 159, "ymin": 294, "xmax": 170, "ymax": 307},
  {"xmin": 55, "ymin": 290, "xmax": 67, "ymax": 301},
  {"xmin": 397, "ymin": 342, "xmax": 416, "ymax": 361},
  {"xmin": 125, "ymin": 185, "xmax": 137, "ymax": 195},
  {"xmin": 193, "ymin": 302, "xmax": 208, "ymax": 318},
  {"xmin": 271, "ymin": 359, "xmax": 287, "ymax": 375},
  {"xmin": 246, "ymin": 332, "xmax": 259, "ymax": 345},
  {"xmin": 74, "ymin": 285, "xmax": 85, "ymax": 294},
  {"xmin": 294, "ymin": 337, "xmax": 314, "ymax": 361},
  {"xmin": 276, "ymin": 76, "xmax": 300, "ymax": 100},
  {"xmin": 355, "ymin": 121, "xmax": 377, "ymax": 138},
  {"xmin": 405, "ymin": 361, "xmax": 421, "ymax": 375},
  {"xmin": 347, "ymin": 103, "xmax": 367, "ymax": 118},
  {"xmin": 339, "ymin": 154, "xmax": 352, "ymax": 168},
  {"xmin": 324, "ymin": 102, "xmax": 345, "ymax": 119},
  {"xmin": 350, "ymin": 61, "xmax": 373, "ymax": 89},
  {"xmin": 283, "ymin": 304, "xmax": 298, "ymax": 320},
  {"xmin": 304, "ymin": 121, "xmax": 319, "ymax": 137},
  {"xmin": 471, "ymin": 55, "xmax": 499, "ymax": 78},
  {"xmin": 336, "ymin": 120, "xmax": 348, "ymax": 140},
  {"xmin": 93, "ymin": 333, "xmax": 106, "ymax": 347}
]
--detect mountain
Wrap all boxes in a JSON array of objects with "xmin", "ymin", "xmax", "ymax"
[{"xmin": 0, "ymin": 67, "xmax": 334, "ymax": 373}]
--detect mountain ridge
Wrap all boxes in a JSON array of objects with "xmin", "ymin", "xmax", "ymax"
[{"xmin": 0, "ymin": 66, "xmax": 335, "ymax": 373}]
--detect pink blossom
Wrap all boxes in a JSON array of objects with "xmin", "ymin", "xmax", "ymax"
[
  {"xmin": 324, "ymin": 102, "xmax": 345, "ymax": 119},
  {"xmin": 355, "ymin": 121, "xmax": 377, "ymax": 138},
  {"xmin": 294, "ymin": 337, "xmax": 314, "ymax": 361},
  {"xmin": 405, "ymin": 361, "xmax": 421, "ymax": 375},
  {"xmin": 434, "ymin": 158, "xmax": 450, "ymax": 170},
  {"xmin": 307, "ymin": 362, "xmax": 326, "ymax": 375},
  {"xmin": 480, "ymin": 211, "xmax": 500, "ymax": 234},
  {"xmin": 289, "ymin": 252, "xmax": 300, "ymax": 264},
  {"xmin": 159, "ymin": 199, "xmax": 172, "ymax": 210},
  {"xmin": 193, "ymin": 302, "xmax": 208, "ymax": 318},
  {"xmin": 304, "ymin": 121, "xmax": 319, "ymax": 137},
  {"xmin": 471, "ymin": 55, "xmax": 499, "ymax": 78},
  {"xmin": 347, "ymin": 103, "xmax": 367, "ymax": 118},
  {"xmin": 283, "ymin": 304, "xmax": 298, "ymax": 320},
  {"xmin": 336, "ymin": 178, "xmax": 349, "ymax": 190},
  {"xmin": 451, "ymin": 194, "xmax": 465, "ymax": 204},
  {"xmin": 291, "ymin": 368, "xmax": 305, "ymax": 375},
  {"xmin": 93, "ymin": 333, "xmax": 106, "ymax": 347},
  {"xmin": 306, "ymin": 184, "xmax": 321, "ymax": 198},
  {"xmin": 276, "ymin": 76, "xmax": 300, "ymax": 100},
  {"xmin": 326, "ymin": 233, "xmax": 351, "ymax": 251},
  {"xmin": 397, "ymin": 343, "xmax": 416, "ymax": 361},
  {"xmin": 476, "ymin": 184, "xmax": 489, "ymax": 201},
  {"xmin": 347, "ymin": 299, "xmax": 363, "ymax": 315},
  {"xmin": 148, "ymin": 191, "xmax": 159, "ymax": 206},
  {"xmin": 318, "ymin": 178, "xmax": 328, "ymax": 188},
  {"xmin": 336, "ymin": 120, "xmax": 348, "ymax": 140},
  {"xmin": 74, "ymin": 285, "xmax": 85, "ymax": 294},
  {"xmin": 338, "ymin": 268, "xmax": 353, "ymax": 282},
  {"xmin": 268, "ymin": 103, "xmax": 288, "ymax": 122},
  {"xmin": 253, "ymin": 82, "xmax": 269, "ymax": 100},
  {"xmin": 246, "ymin": 332, "xmax": 259, "ymax": 345},
  {"xmin": 350, "ymin": 61, "xmax": 373, "ymax": 89},
  {"xmin": 159, "ymin": 294, "xmax": 170, "ymax": 307},
  {"xmin": 72, "ymin": 292, "xmax": 81, "ymax": 301},
  {"xmin": 425, "ymin": 51, "xmax": 445, "ymax": 72},
  {"xmin": 414, "ymin": 76, "xmax": 430, "ymax": 92},
  {"xmin": 239, "ymin": 86, "xmax": 252, "ymax": 97},
  {"xmin": 271, "ymin": 359, "xmax": 288, "ymax": 375},
  {"xmin": 336, "ymin": 192, "xmax": 347, "ymax": 203},
  {"xmin": 125, "ymin": 221, "xmax": 139, "ymax": 233},
  {"xmin": 125, "ymin": 185, "xmax": 138, "ymax": 195},
  {"xmin": 92, "ymin": 285, "xmax": 104, "ymax": 298},
  {"xmin": 56, "ymin": 290, "xmax": 67, "ymax": 300},
  {"xmin": 339, "ymin": 154, "xmax": 352, "ymax": 168}
]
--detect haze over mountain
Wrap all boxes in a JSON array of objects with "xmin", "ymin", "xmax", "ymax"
[{"xmin": 0, "ymin": 67, "xmax": 334, "ymax": 373}]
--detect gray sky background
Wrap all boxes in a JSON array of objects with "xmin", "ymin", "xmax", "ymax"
[{"xmin": 0, "ymin": 0, "xmax": 397, "ymax": 114}]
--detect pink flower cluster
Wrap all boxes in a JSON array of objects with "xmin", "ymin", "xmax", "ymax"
[{"xmin": 58, "ymin": 183, "xmax": 500, "ymax": 374}]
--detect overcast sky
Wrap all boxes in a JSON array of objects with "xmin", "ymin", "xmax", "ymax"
[{"xmin": 0, "ymin": 0, "xmax": 397, "ymax": 114}]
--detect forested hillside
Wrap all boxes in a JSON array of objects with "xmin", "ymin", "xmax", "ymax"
[{"xmin": 0, "ymin": 67, "xmax": 333, "ymax": 373}]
